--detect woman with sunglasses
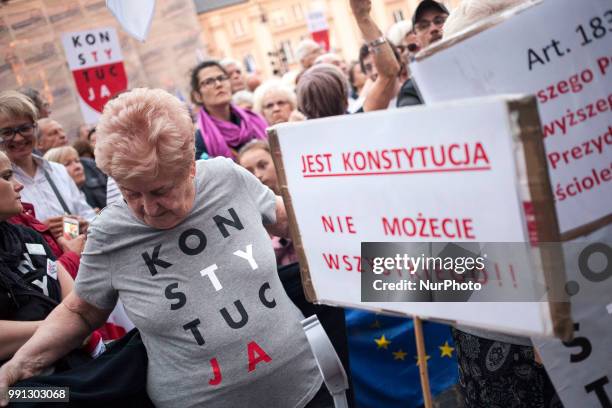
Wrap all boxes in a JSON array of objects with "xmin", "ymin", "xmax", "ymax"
[{"xmin": 190, "ymin": 61, "xmax": 268, "ymax": 161}]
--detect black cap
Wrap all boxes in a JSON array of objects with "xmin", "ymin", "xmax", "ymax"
[{"xmin": 412, "ymin": 0, "xmax": 449, "ymax": 25}]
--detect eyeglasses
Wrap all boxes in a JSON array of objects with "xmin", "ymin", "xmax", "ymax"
[
  {"xmin": 199, "ymin": 75, "xmax": 229, "ymax": 88},
  {"xmin": 415, "ymin": 15, "xmax": 447, "ymax": 32},
  {"xmin": 0, "ymin": 123, "xmax": 37, "ymax": 143},
  {"xmin": 263, "ymin": 100, "xmax": 289, "ymax": 110}
]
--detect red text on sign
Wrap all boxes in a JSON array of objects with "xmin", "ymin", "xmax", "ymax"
[
  {"xmin": 381, "ymin": 215, "xmax": 476, "ymax": 239},
  {"xmin": 321, "ymin": 215, "xmax": 357, "ymax": 234},
  {"xmin": 301, "ymin": 153, "xmax": 333, "ymax": 174}
]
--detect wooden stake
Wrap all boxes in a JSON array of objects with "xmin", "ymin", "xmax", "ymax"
[{"xmin": 414, "ymin": 317, "xmax": 433, "ymax": 408}]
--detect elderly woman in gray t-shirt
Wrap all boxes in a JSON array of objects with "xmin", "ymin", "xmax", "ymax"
[{"xmin": 0, "ymin": 88, "xmax": 325, "ymax": 408}]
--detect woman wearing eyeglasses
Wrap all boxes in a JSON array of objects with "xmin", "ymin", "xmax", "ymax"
[
  {"xmin": 0, "ymin": 92, "xmax": 95, "ymax": 239},
  {"xmin": 253, "ymin": 80, "xmax": 298, "ymax": 126},
  {"xmin": 190, "ymin": 61, "xmax": 268, "ymax": 161}
]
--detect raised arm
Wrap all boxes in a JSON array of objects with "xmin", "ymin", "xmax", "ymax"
[
  {"xmin": 0, "ymin": 293, "xmax": 111, "ymax": 406},
  {"xmin": 350, "ymin": 0, "xmax": 400, "ymax": 111}
]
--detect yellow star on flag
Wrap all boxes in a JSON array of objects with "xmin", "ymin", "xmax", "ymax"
[
  {"xmin": 439, "ymin": 341, "xmax": 455, "ymax": 358},
  {"xmin": 414, "ymin": 354, "xmax": 431, "ymax": 366},
  {"xmin": 374, "ymin": 335, "xmax": 391, "ymax": 349},
  {"xmin": 392, "ymin": 349, "xmax": 408, "ymax": 360}
]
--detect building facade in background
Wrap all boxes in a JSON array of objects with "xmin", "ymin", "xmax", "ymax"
[
  {"xmin": 0, "ymin": 0, "xmax": 205, "ymax": 135},
  {"xmin": 197, "ymin": 0, "xmax": 459, "ymax": 78}
]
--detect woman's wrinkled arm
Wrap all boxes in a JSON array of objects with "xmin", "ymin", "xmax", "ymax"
[
  {"xmin": 0, "ymin": 321, "xmax": 42, "ymax": 362},
  {"xmin": 0, "ymin": 293, "xmax": 111, "ymax": 406}
]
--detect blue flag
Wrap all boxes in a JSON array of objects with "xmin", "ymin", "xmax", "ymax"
[{"xmin": 346, "ymin": 310, "xmax": 458, "ymax": 407}]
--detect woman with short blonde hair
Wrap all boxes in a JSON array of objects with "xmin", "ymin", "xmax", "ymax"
[
  {"xmin": 96, "ymin": 88, "xmax": 194, "ymax": 183},
  {"xmin": 0, "ymin": 91, "xmax": 38, "ymax": 124},
  {"xmin": 43, "ymin": 146, "xmax": 79, "ymax": 168},
  {"xmin": 0, "ymin": 91, "xmax": 95, "ymax": 233},
  {"xmin": 0, "ymin": 88, "xmax": 328, "ymax": 408},
  {"xmin": 44, "ymin": 146, "xmax": 106, "ymax": 211}
]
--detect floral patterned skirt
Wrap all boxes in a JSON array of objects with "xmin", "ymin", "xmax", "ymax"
[{"xmin": 451, "ymin": 328, "xmax": 563, "ymax": 408}]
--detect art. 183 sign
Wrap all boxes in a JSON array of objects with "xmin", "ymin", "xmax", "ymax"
[{"xmin": 61, "ymin": 27, "xmax": 127, "ymax": 124}]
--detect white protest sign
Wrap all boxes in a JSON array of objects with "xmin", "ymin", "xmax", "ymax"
[
  {"xmin": 306, "ymin": 9, "xmax": 330, "ymax": 51},
  {"xmin": 410, "ymin": 0, "xmax": 612, "ymax": 236},
  {"xmin": 61, "ymin": 27, "xmax": 127, "ymax": 124},
  {"xmin": 270, "ymin": 96, "xmax": 567, "ymax": 338},
  {"xmin": 533, "ymin": 225, "xmax": 612, "ymax": 407}
]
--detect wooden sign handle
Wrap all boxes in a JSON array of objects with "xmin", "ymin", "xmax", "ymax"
[{"xmin": 414, "ymin": 317, "xmax": 433, "ymax": 408}]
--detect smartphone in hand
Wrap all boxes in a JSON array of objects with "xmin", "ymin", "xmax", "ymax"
[{"xmin": 63, "ymin": 217, "xmax": 80, "ymax": 239}]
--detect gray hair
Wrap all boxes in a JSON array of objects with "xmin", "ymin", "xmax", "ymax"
[
  {"xmin": 43, "ymin": 145, "xmax": 78, "ymax": 165},
  {"xmin": 295, "ymin": 39, "xmax": 321, "ymax": 63},
  {"xmin": 219, "ymin": 58, "xmax": 242, "ymax": 69},
  {"xmin": 232, "ymin": 90, "xmax": 254, "ymax": 108},
  {"xmin": 314, "ymin": 53, "xmax": 343, "ymax": 66},
  {"xmin": 253, "ymin": 80, "xmax": 297, "ymax": 114},
  {"xmin": 0, "ymin": 90, "xmax": 38, "ymax": 123}
]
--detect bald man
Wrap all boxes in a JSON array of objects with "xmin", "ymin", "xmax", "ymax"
[{"xmin": 37, "ymin": 118, "xmax": 68, "ymax": 154}]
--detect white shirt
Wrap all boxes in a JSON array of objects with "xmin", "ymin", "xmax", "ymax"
[
  {"xmin": 13, "ymin": 155, "xmax": 96, "ymax": 222},
  {"xmin": 105, "ymin": 177, "xmax": 123, "ymax": 206}
]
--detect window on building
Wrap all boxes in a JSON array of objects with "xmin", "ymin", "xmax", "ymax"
[
  {"xmin": 392, "ymin": 9, "xmax": 405, "ymax": 22},
  {"xmin": 243, "ymin": 54, "xmax": 257, "ymax": 73},
  {"xmin": 232, "ymin": 19, "xmax": 245, "ymax": 37},
  {"xmin": 270, "ymin": 9, "xmax": 287, "ymax": 27},
  {"xmin": 292, "ymin": 4, "xmax": 304, "ymax": 21},
  {"xmin": 280, "ymin": 40, "xmax": 294, "ymax": 63}
]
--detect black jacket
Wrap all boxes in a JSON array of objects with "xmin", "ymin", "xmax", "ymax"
[
  {"xmin": 80, "ymin": 157, "xmax": 107, "ymax": 209},
  {"xmin": 396, "ymin": 78, "xmax": 424, "ymax": 107},
  {"xmin": 0, "ymin": 222, "xmax": 61, "ymax": 322}
]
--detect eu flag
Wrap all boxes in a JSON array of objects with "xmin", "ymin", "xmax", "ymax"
[{"xmin": 346, "ymin": 310, "xmax": 458, "ymax": 407}]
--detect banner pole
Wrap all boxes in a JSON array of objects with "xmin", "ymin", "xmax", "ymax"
[{"xmin": 414, "ymin": 317, "xmax": 433, "ymax": 408}]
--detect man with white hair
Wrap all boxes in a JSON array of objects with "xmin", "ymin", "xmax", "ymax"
[
  {"xmin": 219, "ymin": 58, "xmax": 247, "ymax": 94},
  {"xmin": 295, "ymin": 39, "xmax": 324, "ymax": 70},
  {"xmin": 314, "ymin": 52, "xmax": 349, "ymax": 77}
]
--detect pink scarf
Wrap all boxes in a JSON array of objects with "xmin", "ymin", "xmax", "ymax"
[{"xmin": 197, "ymin": 104, "xmax": 268, "ymax": 159}]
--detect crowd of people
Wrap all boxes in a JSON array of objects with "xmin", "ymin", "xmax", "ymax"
[{"xmin": 0, "ymin": 0, "xmax": 560, "ymax": 407}]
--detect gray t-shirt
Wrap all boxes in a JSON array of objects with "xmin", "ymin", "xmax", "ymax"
[{"xmin": 75, "ymin": 158, "xmax": 322, "ymax": 408}]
